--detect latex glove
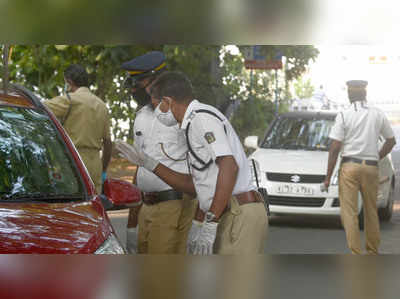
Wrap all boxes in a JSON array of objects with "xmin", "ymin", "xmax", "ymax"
[
  {"xmin": 126, "ymin": 227, "xmax": 138, "ymax": 254},
  {"xmin": 115, "ymin": 140, "xmax": 159, "ymax": 172},
  {"xmin": 187, "ymin": 220, "xmax": 203, "ymax": 254},
  {"xmin": 190, "ymin": 221, "xmax": 218, "ymax": 255},
  {"xmin": 101, "ymin": 171, "xmax": 107, "ymax": 184}
]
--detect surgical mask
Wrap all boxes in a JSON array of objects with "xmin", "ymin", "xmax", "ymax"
[
  {"xmin": 154, "ymin": 101, "xmax": 178, "ymax": 127},
  {"xmin": 132, "ymin": 88, "xmax": 151, "ymax": 107}
]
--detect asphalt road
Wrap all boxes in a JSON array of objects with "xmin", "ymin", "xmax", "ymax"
[{"xmin": 108, "ymin": 125, "xmax": 400, "ymax": 254}]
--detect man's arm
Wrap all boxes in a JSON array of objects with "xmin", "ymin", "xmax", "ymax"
[
  {"xmin": 379, "ymin": 137, "xmax": 396, "ymax": 160},
  {"xmin": 208, "ymin": 155, "xmax": 238, "ymax": 219},
  {"xmin": 324, "ymin": 139, "xmax": 342, "ymax": 188},
  {"xmin": 153, "ymin": 164, "xmax": 196, "ymax": 197},
  {"xmin": 43, "ymin": 96, "xmax": 69, "ymax": 121},
  {"xmin": 102, "ymin": 138, "xmax": 112, "ymax": 172}
]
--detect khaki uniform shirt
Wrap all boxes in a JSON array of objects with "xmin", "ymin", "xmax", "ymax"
[
  {"xmin": 43, "ymin": 87, "xmax": 111, "ymax": 193},
  {"xmin": 43, "ymin": 87, "xmax": 111, "ymax": 150}
]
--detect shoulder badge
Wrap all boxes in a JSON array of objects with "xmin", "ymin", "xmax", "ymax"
[{"xmin": 204, "ymin": 132, "xmax": 216, "ymax": 144}]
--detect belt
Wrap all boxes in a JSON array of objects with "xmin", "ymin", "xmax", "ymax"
[
  {"xmin": 143, "ymin": 190, "xmax": 183, "ymax": 205},
  {"xmin": 341, "ymin": 157, "xmax": 378, "ymax": 166},
  {"xmin": 234, "ymin": 190, "xmax": 264, "ymax": 205}
]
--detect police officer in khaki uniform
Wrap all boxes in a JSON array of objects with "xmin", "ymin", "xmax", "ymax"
[
  {"xmin": 324, "ymin": 80, "xmax": 396, "ymax": 255},
  {"xmin": 117, "ymin": 71, "xmax": 268, "ymax": 255},
  {"xmin": 118, "ymin": 52, "xmax": 197, "ymax": 254},
  {"xmin": 44, "ymin": 64, "xmax": 112, "ymax": 194}
]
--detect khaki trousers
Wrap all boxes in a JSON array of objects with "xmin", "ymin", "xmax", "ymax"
[
  {"xmin": 137, "ymin": 195, "xmax": 197, "ymax": 254},
  {"xmin": 77, "ymin": 148, "xmax": 102, "ymax": 194},
  {"xmin": 214, "ymin": 198, "xmax": 268, "ymax": 254},
  {"xmin": 339, "ymin": 162, "xmax": 380, "ymax": 255}
]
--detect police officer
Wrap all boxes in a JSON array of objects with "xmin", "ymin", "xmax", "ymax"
[
  {"xmin": 323, "ymin": 80, "xmax": 396, "ymax": 255},
  {"xmin": 44, "ymin": 64, "xmax": 112, "ymax": 194},
  {"xmin": 118, "ymin": 52, "xmax": 197, "ymax": 254},
  {"xmin": 117, "ymin": 71, "xmax": 268, "ymax": 254}
]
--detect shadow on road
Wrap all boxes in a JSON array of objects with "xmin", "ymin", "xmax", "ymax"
[{"xmin": 269, "ymin": 214, "xmax": 343, "ymax": 230}]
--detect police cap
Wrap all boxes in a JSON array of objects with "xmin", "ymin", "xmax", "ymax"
[
  {"xmin": 346, "ymin": 80, "xmax": 368, "ymax": 89},
  {"xmin": 121, "ymin": 51, "xmax": 166, "ymax": 82}
]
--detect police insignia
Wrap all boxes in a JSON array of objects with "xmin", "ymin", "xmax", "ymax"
[{"xmin": 204, "ymin": 132, "xmax": 216, "ymax": 144}]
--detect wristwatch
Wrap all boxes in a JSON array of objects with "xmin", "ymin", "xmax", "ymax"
[{"xmin": 205, "ymin": 211, "xmax": 218, "ymax": 223}]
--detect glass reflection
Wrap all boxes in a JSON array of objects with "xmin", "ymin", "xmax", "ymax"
[
  {"xmin": 0, "ymin": 106, "xmax": 84, "ymax": 200},
  {"xmin": 261, "ymin": 116, "xmax": 335, "ymax": 151}
]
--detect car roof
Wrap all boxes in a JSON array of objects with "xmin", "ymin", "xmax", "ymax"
[
  {"xmin": 0, "ymin": 84, "xmax": 43, "ymax": 109},
  {"xmin": 278, "ymin": 111, "xmax": 337, "ymax": 120}
]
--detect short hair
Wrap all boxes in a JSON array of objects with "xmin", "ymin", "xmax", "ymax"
[
  {"xmin": 151, "ymin": 71, "xmax": 193, "ymax": 103},
  {"xmin": 64, "ymin": 64, "xmax": 89, "ymax": 87}
]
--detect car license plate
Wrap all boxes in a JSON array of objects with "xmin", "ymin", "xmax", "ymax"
[{"xmin": 277, "ymin": 184, "xmax": 314, "ymax": 195}]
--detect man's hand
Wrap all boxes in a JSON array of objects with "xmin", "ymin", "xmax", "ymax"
[
  {"xmin": 115, "ymin": 140, "xmax": 159, "ymax": 172},
  {"xmin": 188, "ymin": 220, "xmax": 218, "ymax": 255},
  {"xmin": 187, "ymin": 220, "xmax": 203, "ymax": 254},
  {"xmin": 321, "ymin": 178, "xmax": 330, "ymax": 192},
  {"xmin": 101, "ymin": 171, "xmax": 107, "ymax": 184}
]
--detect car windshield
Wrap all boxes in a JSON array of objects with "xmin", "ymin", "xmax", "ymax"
[
  {"xmin": 261, "ymin": 116, "xmax": 335, "ymax": 151},
  {"xmin": 0, "ymin": 106, "xmax": 85, "ymax": 201}
]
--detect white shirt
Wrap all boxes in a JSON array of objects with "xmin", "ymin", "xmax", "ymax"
[
  {"xmin": 181, "ymin": 100, "xmax": 256, "ymax": 212},
  {"xmin": 329, "ymin": 102, "xmax": 394, "ymax": 161},
  {"xmin": 134, "ymin": 105, "xmax": 189, "ymax": 192}
]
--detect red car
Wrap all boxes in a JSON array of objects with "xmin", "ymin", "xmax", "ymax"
[{"xmin": 0, "ymin": 84, "xmax": 141, "ymax": 254}]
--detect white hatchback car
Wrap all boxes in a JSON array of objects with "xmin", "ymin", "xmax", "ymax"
[{"xmin": 245, "ymin": 111, "xmax": 395, "ymax": 227}]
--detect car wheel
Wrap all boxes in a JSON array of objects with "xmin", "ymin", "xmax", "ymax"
[{"xmin": 379, "ymin": 185, "xmax": 394, "ymax": 222}]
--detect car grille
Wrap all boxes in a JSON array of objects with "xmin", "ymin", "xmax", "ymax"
[
  {"xmin": 332, "ymin": 198, "xmax": 340, "ymax": 207},
  {"xmin": 269, "ymin": 195, "xmax": 325, "ymax": 207},
  {"xmin": 266, "ymin": 172, "xmax": 325, "ymax": 184}
]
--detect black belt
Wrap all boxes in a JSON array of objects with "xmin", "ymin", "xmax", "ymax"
[
  {"xmin": 143, "ymin": 190, "xmax": 183, "ymax": 205},
  {"xmin": 341, "ymin": 157, "xmax": 378, "ymax": 166}
]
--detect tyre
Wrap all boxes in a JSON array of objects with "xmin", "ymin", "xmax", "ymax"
[{"xmin": 379, "ymin": 185, "xmax": 394, "ymax": 222}]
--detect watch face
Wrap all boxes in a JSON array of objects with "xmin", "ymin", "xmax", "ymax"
[{"xmin": 205, "ymin": 212, "xmax": 216, "ymax": 222}]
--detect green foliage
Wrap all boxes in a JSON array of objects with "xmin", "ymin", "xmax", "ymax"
[
  {"xmin": 1, "ymin": 45, "xmax": 319, "ymax": 143},
  {"xmin": 293, "ymin": 77, "xmax": 314, "ymax": 99},
  {"xmin": 231, "ymin": 97, "xmax": 275, "ymax": 144}
]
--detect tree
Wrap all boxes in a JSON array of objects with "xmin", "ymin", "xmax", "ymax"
[
  {"xmin": 1, "ymin": 45, "xmax": 319, "ymax": 142},
  {"xmin": 293, "ymin": 77, "xmax": 314, "ymax": 99}
]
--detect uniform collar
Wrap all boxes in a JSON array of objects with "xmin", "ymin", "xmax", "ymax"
[
  {"xmin": 180, "ymin": 99, "xmax": 199, "ymax": 130},
  {"xmin": 71, "ymin": 86, "xmax": 90, "ymax": 94},
  {"xmin": 352, "ymin": 101, "xmax": 368, "ymax": 111}
]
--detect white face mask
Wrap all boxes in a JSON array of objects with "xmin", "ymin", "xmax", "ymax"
[
  {"xmin": 154, "ymin": 100, "xmax": 178, "ymax": 127},
  {"xmin": 64, "ymin": 82, "xmax": 70, "ymax": 94}
]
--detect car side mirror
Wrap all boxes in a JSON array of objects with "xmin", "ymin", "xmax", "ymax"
[
  {"xmin": 102, "ymin": 178, "xmax": 142, "ymax": 210},
  {"xmin": 244, "ymin": 136, "xmax": 259, "ymax": 149}
]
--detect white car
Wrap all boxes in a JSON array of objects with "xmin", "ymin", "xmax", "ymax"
[{"xmin": 245, "ymin": 111, "xmax": 395, "ymax": 227}]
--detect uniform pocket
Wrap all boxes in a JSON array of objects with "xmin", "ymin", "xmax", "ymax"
[
  {"xmin": 227, "ymin": 197, "xmax": 242, "ymax": 243},
  {"xmin": 229, "ymin": 211, "xmax": 244, "ymax": 243}
]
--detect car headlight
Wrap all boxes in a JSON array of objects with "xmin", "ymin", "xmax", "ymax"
[
  {"xmin": 95, "ymin": 234, "xmax": 126, "ymax": 254},
  {"xmin": 249, "ymin": 159, "xmax": 262, "ymax": 185}
]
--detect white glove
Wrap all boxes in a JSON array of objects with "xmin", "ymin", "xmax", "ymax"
[
  {"xmin": 126, "ymin": 227, "xmax": 138, "ymax": 254},
  {"xmin": 187, "ymin": 220, "xmax": 203, "ymax": 254},
  {"xmin": 115, "ymin": 140, "xmax": 159, "ymax": 172},
  {"xmin": 188, "ymin": 221, "xmax": 218, "ymax": 255}
]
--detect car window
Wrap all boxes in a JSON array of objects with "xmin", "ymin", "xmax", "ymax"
[
  {"xmin": 261, "ymin": 116, "xmax": 335, "ymax": 151},
  {"xmin": 0, "ymin": 106, "xmax": 85, "ymax": 201}
]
